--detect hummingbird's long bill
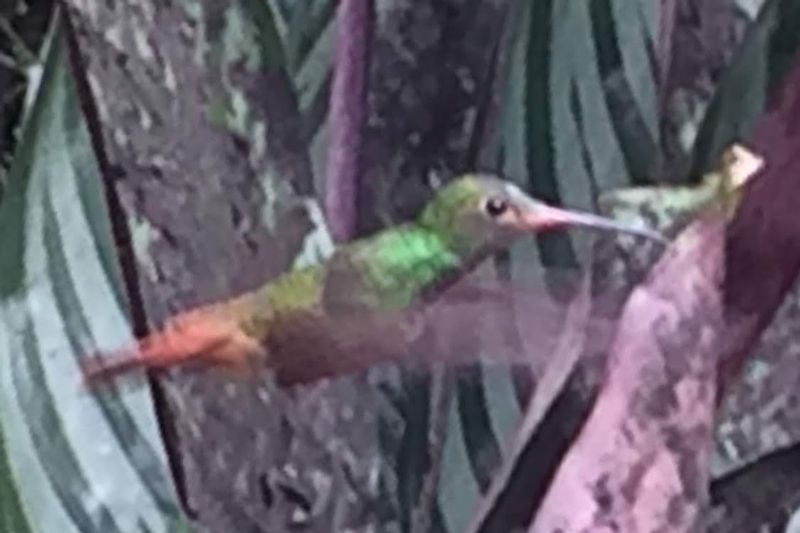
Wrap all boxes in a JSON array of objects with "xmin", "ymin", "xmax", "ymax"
[{"xmin": 522, "ymin": 202, "xmax": 668, "ymax": 244}]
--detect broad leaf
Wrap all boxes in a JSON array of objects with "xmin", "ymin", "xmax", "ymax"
[{"xmin": 0, "ymin": 21, "xmax": 187, "ymax": 533}]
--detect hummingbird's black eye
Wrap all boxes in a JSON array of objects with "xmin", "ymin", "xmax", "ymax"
[{"xmin": 484, "ymin": 197, "xmax": 509, "ymax": 218}]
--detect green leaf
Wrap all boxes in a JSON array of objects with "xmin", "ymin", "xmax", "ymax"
[
  {"xmin": 237, "ymin": 0, "xmax": 333, "ymax": 195},
  {"xmin": 282, "ymin": 0, "xmax": 335, "ymax": 77},
  {"xmin": 278, "ymin": 1, "xmax": 334, "ymax": 202},
  {"xmin": 0, "ymin": 20, "xmax": 188, "ymax": 533},
  {"xmin": 0, "ymin": 427, "xmax": 33, "ymax": 533},
  {"xmin": 689, "ymin": 0, "xmax": 800, "ymax": 176},
  {"xmin": 238, "ymin": 0, "xmax": 286, "ymax": 70}
]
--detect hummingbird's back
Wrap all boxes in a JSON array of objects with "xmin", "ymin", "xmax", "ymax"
[{"xmin": 235, "ymin": 264, "xmax": 326, "ymax": 341}]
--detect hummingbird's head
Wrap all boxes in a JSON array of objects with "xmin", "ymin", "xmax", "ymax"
[{"xmin": 419, "ymin": 174, "xmax": 665, "ymax": 259}]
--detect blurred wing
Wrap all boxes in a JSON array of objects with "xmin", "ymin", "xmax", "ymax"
[{"xmin": 270, "ymin": 274, "xmax": 618, "ymax": 386}]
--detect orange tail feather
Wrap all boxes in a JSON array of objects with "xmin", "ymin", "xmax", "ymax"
[
  {"xmin": 79, "ymin": 348, "xmax": 165, "ymax": 386},
  {"xmin": 80, "ymin": 308, "xmax": 262, "ymax": 387}
]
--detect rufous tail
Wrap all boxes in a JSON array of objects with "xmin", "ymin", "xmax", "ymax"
[{"xmin": 80, "ymin": 307, "xmax": 263, "ymax": 387}]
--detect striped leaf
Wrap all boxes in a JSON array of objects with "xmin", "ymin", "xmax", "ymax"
[{"xmin": 0, "ymin": 21, "xmax": 188, "ymax": 533}]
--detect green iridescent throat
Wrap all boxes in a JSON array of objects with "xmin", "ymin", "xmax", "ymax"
[{"xmin": 343, "ymin": 223, "xmax": 465, "ymax": 310}]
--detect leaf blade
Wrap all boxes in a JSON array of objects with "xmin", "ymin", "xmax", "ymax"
[{"xmin": 0, "ymin": 19, "xmax": 188, "ymax": 533}]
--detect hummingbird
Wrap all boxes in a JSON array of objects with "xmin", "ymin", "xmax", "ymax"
[{"xmin": 80, "ymin": 174, "xmax": 666, "ymax": 387}]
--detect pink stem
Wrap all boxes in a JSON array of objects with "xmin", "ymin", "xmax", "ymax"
[{"xmin": 324, "ymin": 0, "xmax": 373, "ymax": 242}]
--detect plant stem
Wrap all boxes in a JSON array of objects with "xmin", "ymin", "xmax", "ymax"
[{"xmin": 324, "ymin": 0, "xmax": 373, "ymax": 242}]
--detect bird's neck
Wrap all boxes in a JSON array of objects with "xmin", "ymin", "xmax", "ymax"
[{"xmin": 369, "ymin": 223, "xmax": 487, "ymax": 308}]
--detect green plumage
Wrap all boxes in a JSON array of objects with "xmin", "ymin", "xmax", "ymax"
[
  {"xmin": 324, "ymin": 224, "xmax": 463, "ymax": 311},
  {"xmin": 236, "ymin": 177, "xmax": 486, "ymax": 339},
  {"xmin": 233, "ymin": 223, "xmax": 462, "ymax": 339}
]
